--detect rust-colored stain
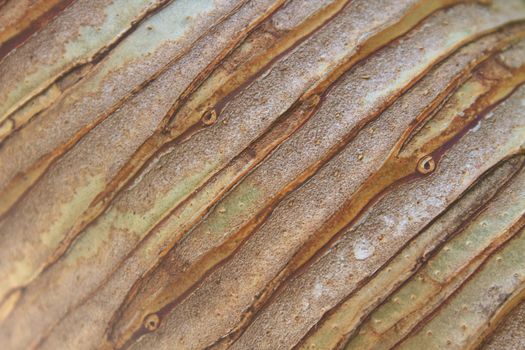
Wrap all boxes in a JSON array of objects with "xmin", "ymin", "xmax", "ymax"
[{"xmin": 0, "ymin": 0, "xmax": 524, "ymax": 349}]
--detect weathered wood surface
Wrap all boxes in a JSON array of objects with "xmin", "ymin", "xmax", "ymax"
[{"xmin": 0, "ymin": 0, "xmax": 524, "ymax": 349}]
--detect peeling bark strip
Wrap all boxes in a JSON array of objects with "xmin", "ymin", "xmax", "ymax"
[
  {"xmin": 0, "ymin": 0, "xmax": 75, "ymax": 60},
  {"xmin": 0, "ymin": 1, "xmax": 525, "ymax": 350},
  {"xmin": 0, "ymin": 0, "xmax": 172, "ymax": 129}
]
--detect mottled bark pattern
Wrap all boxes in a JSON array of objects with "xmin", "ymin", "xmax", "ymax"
[{"xmin": 0, "ymin": 0, "xmax": 524, "ymax": 349}]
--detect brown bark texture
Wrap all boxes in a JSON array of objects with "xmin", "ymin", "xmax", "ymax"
[{"xmin": 0, "ymin": 0, "xmax": 524, "ymax": 349}]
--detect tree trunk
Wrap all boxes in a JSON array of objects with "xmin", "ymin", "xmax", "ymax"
[{"xmin": 0, "ymin": 0, "xmax": 524, "ymax": 349}]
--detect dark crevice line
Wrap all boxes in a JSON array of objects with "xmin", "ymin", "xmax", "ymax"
[
  {"xmin": 330, "ymin": 155, "xmax": 525, "ymax": 350},
  {"xmin": 223, "ymin": 31, "xmax": 525, "ymax": 349},
  {"xmin": 20, "ymin": 2, "xmax": 293, "ymax": 349},
  {"xmin": 0, "ymin": 0, "xmax": 181, "ymax": 211},
  {"xmin": 21, "ymin": 0, "xmax": 296, "ymax": 313},
  {"xmin": 394, "ymin": 36, "xmax": 520, "ymax": 158},
  {"xmin": 104, "ymin": 95, "xmax": 322, "ymax": 349},
  {"xmin": 75, "ymin": 0, "xmax": 295, "ymax": 237},
  {"xmin": 102, "ymin": 7, "xmax": 466, "ymax": 326},
  {"xmin": 143, "ymin": 26, "xmax": 440, "ymax": 350},
  {"xmin": 0, "ymin": 0, "xmax": 175, "ymax": 128},
  {"xmin": 105, "ymin": 2, "xmax": 462, "ymax": 344},
  {"xmin": 0, "ymin": 0, "xmax": 76, "ymax": 62},
  {"xmin": 398, "ymin": 76, "xmax": 468, "ymax": 154},
  {"xmin": 13, "ymin": 1, "xmax": 353, "ymax": 329},
  {"xmin": 0, "ymin": 62, "xmax": 93, "ymax": 146},
  {"xmin": 115, "ymin": 99, "xmax": 327, "ymax": 350},
  {"xmin": 227, "ymin": 175, "xmax": 426, "ymax": 350},
  {"xmin": 394, "ymin": 47, "xmax": 516, "ymax": 155},
  {"xmin": 295, "ymin": 0, "xmax": 468, "ymax": 100},
  {"xmin": 13, "ymin": 0, "xmax": 282, "ymax": 233},
  {"xmin": 106, "ymin": 95, "xmax": 313, "ymax": 349},
  {"xmin": 79, "ymin": 0, "xmax": 320, "ymax": 200},
  {"xmin": 9, "ymin": 0, "xmax": 461, "ymax": 281},
  {"xmin": 301, "ymin": 79, "xmax": 525, "ymax": 349},
  {"xmin": 238, "ymin": 29, "xmax": 525, "ymax": 350},
  {"xmin": 79, "ymin": 0, "xmax": 290, "ymax": 194},
  {"xmin": 301, "ymin": 156, "xmax": 525, "ymax": 350},
  {"xmin": 170, "ymin": 0, "xmax": 353, "ymax": 129},
  {"xmin": 111, "ymin": 19, "xmax": 524, "ymax": 350},
  {"xmin": 409, "ymin": 63, "xmax": 525, "ymax": 164},
  {"xmin": 162, "ymin": 0, "xmax": 332, "ymax": 130},
  {"xmin": 0, "ymin": 0, "xmax": 266, "ymax": 348},
  {"xmin": 333, "ymin": 82, "xmax": 525, "ymax": 347},
  {"xmin": 0, "ymin": 3, "xmax": 289, "ymax": 293},
  {"xmin": 431, "ymin": 79, "xmax": 525, "ymax": 164},
  {"xmin": 81, "ymin": 0, "xmax": 176, "ymax": 67},
  {"xmin": 123, "ymin": 201, "xmax": 284, "ymax": 349},
  {"xmin": 103, "ymin": 0, "xmax": 354, "ymax": 223},
  {"xmin": 190, "ymin": 0, "xmax": 479, "ymax": 311},
  {"xmin": 299, "ymin": 38, "xmax": 525, "ymax": 300},
  {"xmin": 55, "ymin": 3, "xmax": 365, "ymax": 300},
  {"xmin": 118, "ymin": 0, "xmax": 354, "ymax": 209},
  {"xmin": 289, "ymin": 71, "xmax": 525, "ymax": 350},
  {"xmin": 389, "ymin": 216, "xmax": 525, "ymax": 350},
  {"xmin": 234, "ymin": 173, "xmax": 427, "ymax": 349},
  {"xmin": 0, "ymin": 0, "xmax": 249, "ymax": 219},
  {"xmin": 1, "ymin": 2, "xmax": 520, "ymax": 350},
  {"xmin": 34, "ymin": 0, "xmax": 289, "ymax": 284},
  {"xmin": 218, "ymin": 30, "xmax": 522, "ymax": 350},
  {"xmin": 389, "ymin": 216, "xmax": 525, "ymax": 348},
  {"xmin": 158, "ymin": 0, "xmax": 296, "ymax": 130}
]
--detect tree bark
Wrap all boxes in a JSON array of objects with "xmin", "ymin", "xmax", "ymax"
[{"xmin": 0, "ymin": 0, "xmax": 524, "ymax": 349}]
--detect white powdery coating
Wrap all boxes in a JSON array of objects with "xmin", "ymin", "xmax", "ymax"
[{"xmin": 353, "ymin": 238, "xmax": 375, "ymax": 260}]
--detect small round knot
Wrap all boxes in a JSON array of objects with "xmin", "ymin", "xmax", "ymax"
[
  {"xmin": 417, "ymin": 155, "xmax": 435, "ymax": 174},
  {"xmin": 144, "ymin": 313, "xmax": 160, "ymax": 331},
  {"xmin": 201, "ymin": 109, "xmax": 217, "ymax": 126}
]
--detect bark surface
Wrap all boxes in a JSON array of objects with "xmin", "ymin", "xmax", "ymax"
[{"xmin": 0, "ymin": 0, "xmax": 524, "ymax": 349}]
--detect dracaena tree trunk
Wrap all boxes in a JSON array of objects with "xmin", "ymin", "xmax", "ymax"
[{"xmin": 0, "ymin": 0, "xmax": 524, "ymax": 349}]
